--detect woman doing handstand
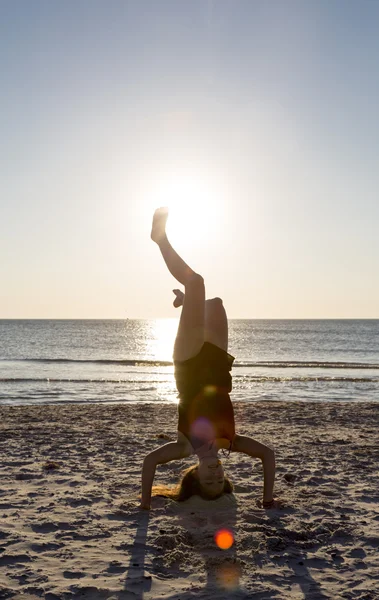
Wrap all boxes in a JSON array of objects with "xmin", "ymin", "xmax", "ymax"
[{"xmin": 140, "ymin": 208, "xmax": 276, "ymax": 510}]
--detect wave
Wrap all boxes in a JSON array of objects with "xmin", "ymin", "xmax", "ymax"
[
  {"xmin": 0, "ymin": 357, "xmax": 173, "ymax": 367},
  {"xmin": 236, "ymin": 361, "xmax": 379, "ymax": 369},
  {"xmin": 0, "ymin": 377, "xmax": 165, "ymax": 384},
  {"xmin": 1, "ymin": 357, "xmax": 379, "ymax": 369},
  {"xmin": 1, "ymin": 376, "xmax": 378, "ymax": 384}
]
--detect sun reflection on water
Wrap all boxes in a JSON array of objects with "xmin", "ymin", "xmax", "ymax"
[
  {"xmin": 148, "ymin": 318, "xmax": 178, "ymax": 362},
  {"xmin": 146, "ymin": 318, "xmax": 178, "ymax": 403}
]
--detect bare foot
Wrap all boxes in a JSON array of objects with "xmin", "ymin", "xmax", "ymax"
[
  {"xmin": 173, "ymin": 289, "xmax": 184, "ymax": 308},
  {"xmin": 151, "ymin": 207, "xmax": 169, "ymax": 243}
]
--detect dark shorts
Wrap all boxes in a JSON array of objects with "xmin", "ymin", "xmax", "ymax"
[
  {"xmin": 174, "ymin": 342, "xmax": 235, "ymax": 449},
  {"xmin": 174, "ymin": 342, "xmax": 234, "ymax": 398}
]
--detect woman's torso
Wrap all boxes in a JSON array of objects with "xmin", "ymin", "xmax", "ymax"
[{"xmin": 174, "ymin": 342, "xmax": 235, "ymax": 453}]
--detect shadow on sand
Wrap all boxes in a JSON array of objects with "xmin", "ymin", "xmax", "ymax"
[
  {"xmin": 119, "ymin": 497, "xmax": 330, "ymax": 599},
  {"xmin": 123, "ymin": 494, "xmax": 240, "ymax": 599}
]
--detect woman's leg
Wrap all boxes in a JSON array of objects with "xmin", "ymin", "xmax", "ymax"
[
  {"xmin": 151, "ymin": 207, "xmax": 196, "ymax": 285},
  {"xmin": 173, "ymin": 291, "xmax": 228, "ymax": 353},
  {"xmin": 204, "ymin": 297, "xmax": 228, "ymax": 352},
  {"xmin": 151, "ymin": 208, "xmax": 205, "ymax": 361}
]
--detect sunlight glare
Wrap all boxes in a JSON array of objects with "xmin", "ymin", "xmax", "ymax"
[
  {"xmin": 149, "ymin": 318, "xmax": 178, "ymax": 362},
  {"xmin": 145, "ymin": 318, "xmax": 178, "ymax": 403},
  {"xmin": 144, "ymin": 169, "xmax": 226, "ymax": 250}
]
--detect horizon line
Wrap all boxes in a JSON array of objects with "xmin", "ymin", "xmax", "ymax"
[{"xmin": 1, "ymin": 317, "xmax": 378, "ymax": 321}]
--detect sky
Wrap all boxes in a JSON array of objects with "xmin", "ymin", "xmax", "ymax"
[{"xmin": 1, "ymin": 0, "xmax": 378, "ymax": 319}]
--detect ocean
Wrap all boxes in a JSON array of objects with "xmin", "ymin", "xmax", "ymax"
[{"xmin": 0, "ymin": 319, "xmax": 378, "ymax": 406}]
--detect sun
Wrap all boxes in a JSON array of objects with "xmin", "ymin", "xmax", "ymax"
[{"xmin": 143, "ymin": 169, "xmax": 227, "ymax": 251}]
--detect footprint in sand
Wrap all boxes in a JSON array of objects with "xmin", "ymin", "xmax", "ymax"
[
  {"xmin": 0, "ymin": 553, "xmax": 32, "ymax": 566},
  {"xmin": 30, "ymin": 542, "xmax": 62, "ymax": 552},
  {"xmin": 106, "ymin": 560, "xmax": 127, "ymax": 574},
  {"xmin": 347, "ymin": 547, "xmax": 366, "ymax": 558},
  {"xmin": 31, "ymin": 522, "xmax": 59, "ymax": 534},
  {"xmin": 63, "ymin": 570, "xmax": 86, "ymax": 579}
]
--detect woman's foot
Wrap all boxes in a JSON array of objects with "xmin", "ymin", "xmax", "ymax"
[
  {"xmin": 172, "ymin": 289, "xmax": 184, "ymax": 308},
  {"xmin": 151, "ymin": 207, "xmax": 169, "ymax": 244}
]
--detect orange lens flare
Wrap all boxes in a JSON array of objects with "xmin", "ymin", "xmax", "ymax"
[{"xmin": 214, "ymin": 529, "xmax": 234, "ymax": 550}]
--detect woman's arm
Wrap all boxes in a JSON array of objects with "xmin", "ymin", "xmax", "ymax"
[
  {"xmin": 232, "ymin": 434, "xmax": 276, "ymax": 505},
  {"xmin": 140, "ymin": 441, "xmax": 191, "ymax": 509}
]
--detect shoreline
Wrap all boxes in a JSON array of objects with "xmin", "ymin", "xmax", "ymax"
[
  {"xmin": 1, "ymin": 401, "xmax": 378, "ymax": 599},
  {"xmin": 1, "ymin": 396, "xmax": 379, "ymax": 408}
]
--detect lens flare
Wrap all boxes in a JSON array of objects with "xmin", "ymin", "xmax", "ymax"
[
  {"xmin": 190, "ymin": 417, "xmax": 215, "ymax": 444},
  {"xmin": 214, "ymin": 529, "xmax": 234, "ymax": 550},
  {"xmin": 203, "ymin": 385, "xmax": 217, "ymax": 397},
  {"xmin": 216, "ymin": 562, "xmax": 241, "ymax": 590}
]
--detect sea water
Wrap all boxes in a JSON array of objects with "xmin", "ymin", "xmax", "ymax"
[{"xmin": 0, "ymin": 319, "xmax": 378, "ymax": 406}]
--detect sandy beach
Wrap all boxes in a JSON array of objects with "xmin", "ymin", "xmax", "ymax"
[{"xmin": 0, "ymin": 400, "xmax": 378, "ymax": 599}]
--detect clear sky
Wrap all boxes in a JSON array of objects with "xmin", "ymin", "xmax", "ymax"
[{"xmin": 1, "ymin": 0, "xmax": 378, "ymax": 319}]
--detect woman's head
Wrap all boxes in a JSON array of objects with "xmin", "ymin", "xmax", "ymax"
[
  {"xmin": 196, "ymin": 456, "xmax": 226, "ymax": 498},
  {"xmin": 151, "ymin": 460, "xmax": 233, "ymax": 502}
]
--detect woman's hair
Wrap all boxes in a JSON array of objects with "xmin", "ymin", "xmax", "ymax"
[{"xmin": 151, "ymin": 464, "xmax": 233, "ymax": 502}]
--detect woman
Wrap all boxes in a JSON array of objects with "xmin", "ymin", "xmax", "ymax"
[{"xmin": 140, "ymin": 207, "xmax": 276, "ymax": 510}]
